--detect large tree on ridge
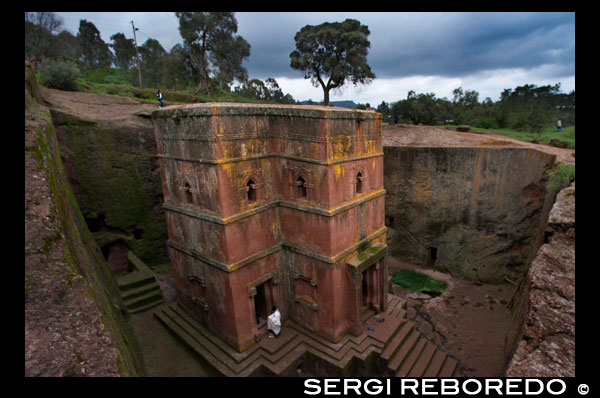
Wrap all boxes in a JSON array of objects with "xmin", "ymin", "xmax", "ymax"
[
  {"xmin": 110, "ymin": 33, "xmax": 137, "ymax": 70},
  {"xmin": 175, "ymin": 12, "xmax": 250, "ymax": 92},
  {"xmin": 77, "ymin": 19, "xmax": 113, "ymax": 68},
  {"xmin": 289, "ymin": 19, "xmax": 375, "ymax": 106}
]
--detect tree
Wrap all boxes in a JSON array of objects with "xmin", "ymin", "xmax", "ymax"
[
  {"xmin": 175, "ymin": 12, "xmax": 251, "ymax": 92},
  {"xmin": 25, "ymin": 12, "xmax": 64, "ymax": 61},
  {"xmin": 164, "ymin": 44, "xmax": 193, "ymax": 90},
  {"xmin": 392, "ymin": 91, "xmax": 449, "ymax": 125},
  {"xmin": 265, "ymin": 78, "xmax": 284, "ymax": 102},
  {"xmin": 290, "ymin": 19, "xmax": 375, "ymax": 106},
  {"xmin": 235, "ymin": 77, "xmax": 296, "ymax": 104},
  {"xmin": 136, "ymin": 38, "xmax": 167, "ymax": 88},
  {"xmin": 52, "ymin": 30, "xmax": 80, "ymax": 61},
  {"xmin": 236, "ymin": 79, "xmax": 269, "ymax": 100},
  {"xmin": 499, "ymin": 83, "xmax": 562, "ymax": 133},
  {"xmin": 110, "ymin": 33, "xmax": 137, "ymax": 70},
  {"xmin": 376, "ymin": 101, "xmax": 391, "ymax": 122},
  {"xmin": 452, "ymin": 87, "xmax": 479, "ymax": 107},
  {"xmin": 77, "ymin": 19, "xmax": 113, "ymax": 68},
  {"xmin": 451, "ymin": 87, "xmax": 481, "ymax": 125}
]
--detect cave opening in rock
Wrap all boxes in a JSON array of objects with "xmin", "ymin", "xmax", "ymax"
[
  {"xmin": 385, "ymin": 215, "xmax": 395, "ymax": 228},
  {"xmin": 133, "ymin": 227, "xmax": 144, "ymax": 240},
  {"xmin": 428, "ymin": 246, "xmax": 438, "ymax": 268},
  {"xmin": 86, "ymin": 214, "xmax": 106, "ymax": 233}
]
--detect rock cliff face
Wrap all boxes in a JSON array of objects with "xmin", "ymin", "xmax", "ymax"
[
  {"xmin": 25, "ymin": 63, "xmax": 143, "ymax": 376},
  {"xmin": 504, "ymin": 182, "xmax": 575, "ymax": 377},
  {"xmin": 50, "ymin": 108, "xmax": 169, "ymax": 270},
  {"xmin": 384, "ymin": 146, "xmax": 556, "ymax": 283}
]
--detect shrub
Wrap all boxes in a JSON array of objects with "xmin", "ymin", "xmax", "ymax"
[
  {"xmin": 39, "ymin": 59, "xmax": 80, "ymax": 91},
  {"xmin": 547, "ymin": 164, "xmax": 575, "ymax": 191}
]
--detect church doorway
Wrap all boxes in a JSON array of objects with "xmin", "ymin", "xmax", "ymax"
[
  {"xmin": 253, "ymin": 280, "xmax": 275, "ymax": 337},
  {"xmin": 361, "ymin": 261, "xmax": 382, "ymax": 313}
]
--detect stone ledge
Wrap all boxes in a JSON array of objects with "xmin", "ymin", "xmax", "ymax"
[
  {"xmin": 152, "ymin": 102, "xmax": 382, "ymax": 120},
  {"xmin": 156, "ymin": 151, "xmax": 384, "ymax": 166},
  {"xmin": 163, "ymin": 189, "xmax": 386, "ymax": 224},
  {"xmin": 167, "ymin": 226, "xmax": 387, "ymax": 272}
]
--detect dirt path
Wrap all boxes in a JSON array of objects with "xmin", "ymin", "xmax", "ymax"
[
  {"xmin": 383, "ymin": 124, "xmax": 575, "ymax": 165},
  {"xmin": 41, "ymin": 87, "xmax": 158, "ymax": 129}
]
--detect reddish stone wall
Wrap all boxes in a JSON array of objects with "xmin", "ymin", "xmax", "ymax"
[{"xmin": 153, "ymin": 104, "xmax": 387, "ymax": 351}]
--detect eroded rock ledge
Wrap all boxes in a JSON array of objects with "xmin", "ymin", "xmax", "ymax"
[{"xmin": 504, "ymin": 182, "xmax": 575, "ymax": 377}]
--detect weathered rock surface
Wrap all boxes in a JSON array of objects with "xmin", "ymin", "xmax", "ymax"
[
  {"xmin": 504, "ymin": 182, "xmax": 575, "ymax": 377},
  {"xmin": 384, "ymin": 145, "xmax": 556, "ymax": 283},
  {"xmin": 25, "ymin": 65, "xmax": 142, "ymax": 376},
  {"xmin": 45, "ymin": 93, "xmax": 169, "ymax": 268}
]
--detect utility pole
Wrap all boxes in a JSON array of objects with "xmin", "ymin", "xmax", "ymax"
[{"xmin": 131, "ymin": 20, "xmax": 142, "ymax": 87}]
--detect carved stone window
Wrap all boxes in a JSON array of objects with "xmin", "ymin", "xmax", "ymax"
[
  {"xmin": 184, "ymin": 182, "xmax": 193, "ymax": 205},
  {"xmin": 356, "ymin": 172, "xmax": 363, "ymax": 194},
  {"xmin": 246, "ymin": 179, "xmax": 256, "ymax": 203},
  {"xmin": 296, "ymin": 176, "xmax": 307, "ymax": 199}
]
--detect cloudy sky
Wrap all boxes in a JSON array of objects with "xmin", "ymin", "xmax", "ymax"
[{"xmin": 54, "ymin": 12, "xmax": 575, "ymax": 105}]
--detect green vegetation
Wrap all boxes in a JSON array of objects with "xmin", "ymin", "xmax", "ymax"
[
  {"xmin": 38, "ymin": 58, "xmax": 80, "ymax": 91},
  {"xmin": 442, "ymin": 125, "xmax": 575, "ymax": 149},
  {"xmin": 357, "ymin": 245, "xmax": 382, "ymax": 261},
  {"xmin": 546, "ymin": 164, "xmax": 575, "ymax": 191},
  {"xmin": 74, "ymin": 68, "xmax": 267, "ymax": 106},
  {"xmin": 59, "ymin": 116, "xmax": 169, "ymax": 266},
  {"xmin": 381, "ymin": 83, "xmax": 574, "ymax": 144},
  {"xmin": 25, "ymin": 12, "xmax": 296, "ymax": 106},
  {"xmin": 392, "ymin": 269, "xmax": 447, "ymax": 295},
  {"xmin": 175, "ymin": 12, "xmax": 251, "ymax": 92},
  {"xmin": 290, "ymin": 19, "xmax": 375, "ymax": 106}
]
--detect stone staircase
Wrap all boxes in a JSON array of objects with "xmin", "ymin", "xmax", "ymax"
[
  {"xmin": 154, "ymin": 294, "xmax": 460, "ymax": 377},
  {"xmin": 116, "ymin": 251, "xmax": 164, "ymax": 314}
]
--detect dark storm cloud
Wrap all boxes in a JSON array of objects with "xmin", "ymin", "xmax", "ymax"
[
  {"xmin": 54, "ymin": 11, "xmax": 574, "ymax": 90},
  {"xmin": 237, "ymin": 12, "xmax": 575, "ymax": 80}
]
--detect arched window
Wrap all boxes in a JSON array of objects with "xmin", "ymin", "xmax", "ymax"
[
  {"xmin": 184, "ymin": 182, "xmax": 193, "ymax": 204},
  {"xmin": 296, "ymin": 176, "xmax": 307, "ymax": 199},
  {"xmin": 247, "ymin": 179, "xmax": 256, "ymax": 203},
  {"xmin": 356, "ymin": 172, "xmax": 363, "ymax": 194}
]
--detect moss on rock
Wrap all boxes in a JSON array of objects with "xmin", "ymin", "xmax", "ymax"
[
  {"xmin": 34, "ymin": 109, "xmax": 144, "ymax": 375},
  {"xmin": 51, "ymin": 109, "xmax": 169, "ymax": 266}
]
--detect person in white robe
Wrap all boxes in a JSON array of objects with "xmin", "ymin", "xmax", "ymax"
[{"xmin": 268, "ymin": 306, "xmax": 281, "ymax": 338}]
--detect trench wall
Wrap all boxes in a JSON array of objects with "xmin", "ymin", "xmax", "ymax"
[
  {"xmin": 51, "ymin": 110, "xmax": 169, "ymax": 268},
  {"xmin": 384, "ymin": 146, "xmax": 556, "ymax": 283},
  {"xmin": 25, "ymin": 63, "xmax": 143, "ymax": 375}
]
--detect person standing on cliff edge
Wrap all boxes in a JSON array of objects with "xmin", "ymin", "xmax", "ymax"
[{"xmin": 157, "ymin": 89, "xmax": 164, "ymax": 108}]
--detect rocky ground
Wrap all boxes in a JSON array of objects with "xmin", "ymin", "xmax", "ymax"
[
  {"xmin": 505, "ymin": 182, "xmax": 575, "ymax": 377},
  {"xmin": 25, "ymin": 107, "xmax": 123, "ymax": 377},
  {"xmin": 382, "ymin": 123, "xmax": 575, "ymax": 165},
  {"xmin": 387, "ymin": 257, "xmax": 516, "ymax": 376}
]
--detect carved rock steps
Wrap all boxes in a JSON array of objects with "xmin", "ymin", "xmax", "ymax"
[{"xmin": 154, "ymin": 294, "xmax": 459, "ymax": 376}]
